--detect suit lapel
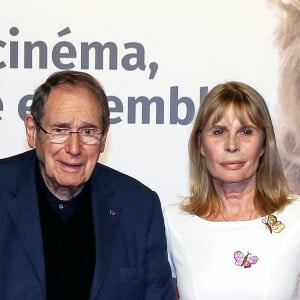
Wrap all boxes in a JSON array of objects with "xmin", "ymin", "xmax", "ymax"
[
  {"xmin": 89, "ymin": 173, "xmax": 122, "ymax": 300},
  {"xmin": 4, "ymin": 166, "xmax": 46, "ymax": 296}
]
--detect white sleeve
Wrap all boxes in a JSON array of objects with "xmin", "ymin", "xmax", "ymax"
[{"xmin": 163, "ymin": 205, "xmax": 177, "ymax": 278}]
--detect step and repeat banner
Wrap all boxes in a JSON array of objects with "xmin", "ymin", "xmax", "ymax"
[{"xmin": 0, "ymin": 0, "xmax": 299, "ymax": 206}]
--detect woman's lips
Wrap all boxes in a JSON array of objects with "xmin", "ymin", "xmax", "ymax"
[{"xmin": 220, "ymin": 160, "xmax": 245, "ymax": 169}]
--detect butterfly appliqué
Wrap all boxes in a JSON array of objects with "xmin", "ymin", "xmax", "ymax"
[
  {"xmin": 234, "ymin": 251, "xmax": 259, "ymax": 268},
  {"xmin": 262, "ymin": 214, "xmax": 285, "ymax": 234}
]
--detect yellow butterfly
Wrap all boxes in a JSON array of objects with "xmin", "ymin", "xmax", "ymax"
[{"xmin": 262, "ymin": 214, "xmax": 285, "ymax": 234}]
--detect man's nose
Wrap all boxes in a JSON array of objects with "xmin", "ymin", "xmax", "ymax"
[{"xmin": 65, "ymin": 132, "xmax": 82, "ymax": 155}]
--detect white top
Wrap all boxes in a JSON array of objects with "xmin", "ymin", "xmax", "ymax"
[{"xmin": 164, "ymin": 195, "xmax": 300, "ymax": 300}]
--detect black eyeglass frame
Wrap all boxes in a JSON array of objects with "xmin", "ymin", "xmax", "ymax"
[{"xmin": 32, "ymin": 115, "xmax": 104, "ymax": 145}]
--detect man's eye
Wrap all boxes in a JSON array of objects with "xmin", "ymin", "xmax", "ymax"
[
  {"xmin": 52, "ymin": 128, "xmax": 69, "ymax": 134},
  {"xmin": 81, "ymin": 128, "xmax": 96, "ymax": 136}
]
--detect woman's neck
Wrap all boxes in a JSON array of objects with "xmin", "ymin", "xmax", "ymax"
[{"xmin": 211, "ymin": 179, "xmax": 259, "ymax": 221}]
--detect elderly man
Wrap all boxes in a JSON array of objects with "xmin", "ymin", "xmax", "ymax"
[{"xmin": 0, "ymin": 70, "xmax": 174, "ymax": 300}]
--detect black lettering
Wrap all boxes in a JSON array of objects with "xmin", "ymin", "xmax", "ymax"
[
  {"xmin": 128, "ymin": 96, "xmax": 164, "ymax": 124},
  {"xmin": 18, "ymin": 94, "xmax": 32, "ymax": 120},
  {"xmin": 170, "ymin": 86, "xmax": 195, "ymax": 125},
  {"xmin": 108, "ymin": 95, "xmax": 123, "ymax": 124}
]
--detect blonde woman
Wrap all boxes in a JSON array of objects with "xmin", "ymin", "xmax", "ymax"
[{"xmin": 164, "ymin": 81, "xmax": 300, "ymax": 299}]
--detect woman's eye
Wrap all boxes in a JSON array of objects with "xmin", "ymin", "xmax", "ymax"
[
  {"xmin": 241, "ymin": 129, "xmax": 252, "ymax": 135},
  {"xmin": 213, "ymin": 129, "xmax": 224, "ymax": 135}
]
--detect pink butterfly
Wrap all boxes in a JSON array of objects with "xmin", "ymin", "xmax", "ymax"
[{"xmin": 234, "ymin": 251, "xmax": 259, "ymax": 268}]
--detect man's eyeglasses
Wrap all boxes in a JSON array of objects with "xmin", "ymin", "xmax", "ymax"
[{"xmin": 35, "ymin": 122, "xmax": 104, "ymax": 145}]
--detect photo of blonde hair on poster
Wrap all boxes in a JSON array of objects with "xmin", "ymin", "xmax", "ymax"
[{"xmin": 270, "ymin": 0, "xmax": 300, "ymax": 193}]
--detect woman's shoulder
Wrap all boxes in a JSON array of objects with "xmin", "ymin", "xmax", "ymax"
[
  {"xmin": 286, "ymin": 193, "xmax": 300, "ymax": 209},
  {"xmin": 164, "ymin": 202, "xmax": 183, "ymax": 215},
  {"xmin": 287, "ymin": 193, "xmax": 300, "ymax": 201},
  {"xmin": 163, "ymin": 202, "xmax": 192, "ymax": 220},
  {"xmin": 164, "ymin": 202, "xmax": 199, "ymax": 235},
  {"xmin": 279, "ymin": 193, "xmax": 300, "ymax": 218}
]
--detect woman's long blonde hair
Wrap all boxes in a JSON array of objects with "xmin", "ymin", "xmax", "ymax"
[{"xmin": 183, "ymin": 81, "xmax": 291, "ymax": 217}]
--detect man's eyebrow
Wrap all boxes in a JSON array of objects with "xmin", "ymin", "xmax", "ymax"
[
  {"xmin": 52, "ymin": 122, "xmax": 71, "ymax": 128},
  {"xmin": 51, "ymin": 122, "xmax": 99, "ymax": 128},
  {"xmin": 80, "ymin": 122, "xmax": 99, "ymax": 128}
]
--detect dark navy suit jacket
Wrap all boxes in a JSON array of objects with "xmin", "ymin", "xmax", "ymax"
[{"xmin": 0, "ymin": 150, "xmax": 174, "ymax": 300}]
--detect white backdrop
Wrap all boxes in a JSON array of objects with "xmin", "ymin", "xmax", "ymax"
[{"xmin": 0, "ymin": 0, "xmax": 298, "ymax": 207}]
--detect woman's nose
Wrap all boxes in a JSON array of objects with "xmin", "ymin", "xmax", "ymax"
[{"xmin": 225, "ymin": 134, "xmax": 239, "ymax": 152}]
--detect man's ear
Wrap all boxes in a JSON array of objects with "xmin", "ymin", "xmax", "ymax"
[
  {"xmin": 25, "ymin": 114, "xmax": 37, "ymax": 148},
  {"xmin": 100, "ymin": 123, "xmax": 110, "ymax": 153}
]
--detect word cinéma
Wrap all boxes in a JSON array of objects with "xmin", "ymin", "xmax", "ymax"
[
  {"xmin": 7, "ymin": 86, "xmax": 208, "ymax": 125},
  {"xmin": 0, "ymin": 26, "xmax": 159, "ymax": 79}
]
